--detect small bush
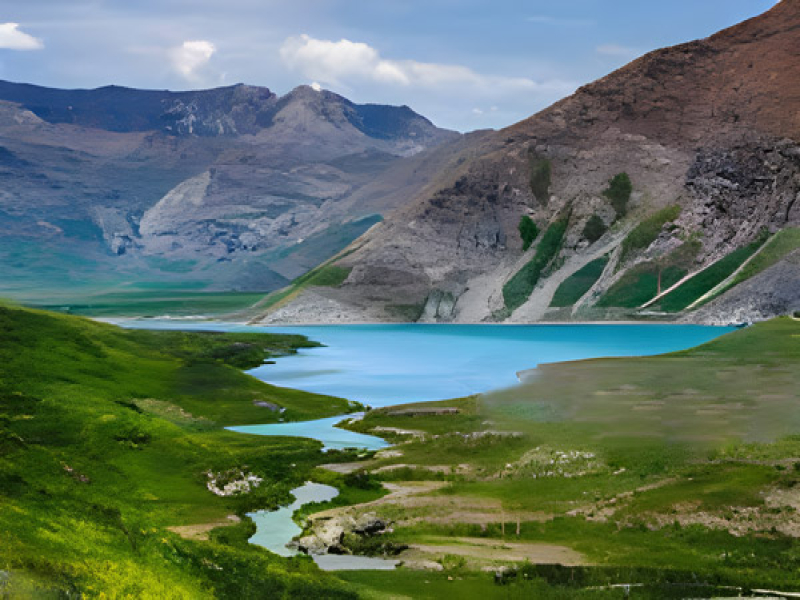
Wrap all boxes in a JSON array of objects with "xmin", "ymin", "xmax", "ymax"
[
  {"xmin": 582, "ymin": 215, "xmax": 607, "ymax": 243},
  {"xmin": 529, "ymin": 156, "xmax": 551, "ymax": 202},
  {"xmin": 603, "ymin": 173, "xmax": 632, "ymax": 216},
  {"xmin": 518, "ymin": 216, "xmax": 539, "ymax": 251},
  {"xmin": 621, "ymin": 205, "xmax": 681, "ymax": 262}
]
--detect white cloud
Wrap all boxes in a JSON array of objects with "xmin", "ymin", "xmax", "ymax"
[
  {"xmin": 596, "ymin": 44, "xmax": 640, "ymax": 59},
  {"xmin": 310, "ymin": 81, "xmax": 322, "ymax": 92},
  {"xmin": 170, "ymin": 39, "xmax": 216, "ymax": 81},
  {"xmin": 280, "ymin": 34, "xmax": 572, "ymax": 96},
  {"xmin": 0, "ymin": 23, "xmax": 43, "ymax": 51}
]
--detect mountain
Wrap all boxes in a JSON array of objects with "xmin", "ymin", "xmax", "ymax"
[
  {"xmin": 256, "ymin": 0, "xmax": 800, "ymax": 325},
  {"xmin": 0, "ymin": 81, "xmax": 458, "ymax": 300}
]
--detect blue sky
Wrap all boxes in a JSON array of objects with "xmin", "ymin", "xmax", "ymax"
[{"xmin": 0, "ymin": 0, "xmax": 779, "ymax": 131}]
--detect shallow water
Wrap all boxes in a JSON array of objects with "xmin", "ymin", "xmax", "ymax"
[
  {"xmin": 247, "ymin": 481, "xmax": 338, "ymax": 557},
  {"xmin": 247, "ymin": 481, "xmax": 398, "ymax": 570},
  {"xmin": 228, "ymin": 414, "xmax": 387, "ymax": 452}
]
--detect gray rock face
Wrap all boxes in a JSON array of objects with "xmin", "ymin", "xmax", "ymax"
[
  {"xmin": 687, "ymin": 250, "xmax": 800, "ymax": 326},
  {"xmin": 0, "ymin": 81, "xmax": 458, "ymax": 298}
]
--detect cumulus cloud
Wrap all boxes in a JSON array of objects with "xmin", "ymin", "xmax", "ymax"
[
  {"xmin": 0, "ymin": 23, "xmax": 43, "ymax": 51},
  {"xmin": 170, "ymin": 40, "xmax": 216, "ymax": 81},
  {"xmin": 280, "ymin": 34, "xmax": 570, "ymax": 96}
]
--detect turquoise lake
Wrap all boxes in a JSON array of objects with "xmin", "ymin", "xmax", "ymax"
[
  {"xmin": 116, "ymin": 321, "xmax": 734, "ymax": 450},
  {"xmin": 117, "ymin": 322, "xmax": 735, "ymax": 408}
]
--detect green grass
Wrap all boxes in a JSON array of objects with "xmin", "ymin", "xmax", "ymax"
[
  {"xmin": 620, "ymin": 205, "xmax": 681, "ymax": 263},
  {"xmin": 596, "ymin": 263, "xmax": 686, "ymax": 308},
  {"xmin": 550, "ymin": 256, "xmax": 609, "ymax": 308},
  {"xmin": 654, "ymin": 237, "xmax": 767, "ymax": 312},
  {"xmin": 33, "ymin": 290, "xmax": 268, "ymax": 318},
  {"xmin": 503, "ymin": 216, "xmax": 569, "ymax": 311},
  {"xmin": 724, "ymin": 227, "xmax": 800, "ymax": 290},
  {"xmin": 0, "ymin": 305, "xmax": 362, "ymax": 598},
  {"xmin": 339, "ymin": 318, "xmax": 800, "ymax": 592}
]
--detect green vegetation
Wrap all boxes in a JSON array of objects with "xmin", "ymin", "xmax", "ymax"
[
  {"xmin": 256, "ymin": 261, "xmax": 354, "ymax": 315},
  {"xmin": 293, "ymin": 264, "xmax": 353, "ymax": 288},
  {"xmin": 603, "ymin": 173, "xmax": 632, "ymax": 217},
  {"xmin": 654, "ymin": 236, "xmax": 767, "ymax": 312},
  {"xmin": 339, "ymin": 319, "xmax": 800, "ymax": 595},
  {"xmin": 34, "ymin": 290, "xmax": 268, "ymax": 318},
  {"xmin": 503, "ymin": 216, "xmax": 569, "ymax": 312},
  {"xmin": 582, "ymin": 215, "xmax": 607, "ymax": 243},
  {"xmin": 727, "ymin": 227, "xmax": 800, "ymax": 289},
  {"xmin": 528, "ymin": 156, "xmax": 552, "ymax": 203},
  {"xmin": 550, "ymin": 256, "xmax": 609, "ymax": 308},
  {"xmin": 620, "ymin": 205, "xmax": 681, "ymax": 263},
  {"xmin": 518, "ymin": 215, "xmax": 540, "ymax": 251},
  {"xmin": 0, "ymin": 305, "xmax": 362, "ymax": 598},
  {"xmin": 597, "ymin": 263, "xmax": 686, "ymax": 308}
]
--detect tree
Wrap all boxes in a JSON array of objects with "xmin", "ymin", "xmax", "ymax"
[
  {"xmin": 603, "ymin": 173, "xmax": 633, "ymax": 217},
  {"xmin": 518, "ymin": 215, "xmax": 539, "ymax": 251},
  {"xmin": 582, "ymin": 215, "xmax": 607, "ymax": 243}
]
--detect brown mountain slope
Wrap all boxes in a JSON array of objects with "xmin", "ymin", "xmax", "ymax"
[{"xmin": 256, "ymin": 0, "xmax": 800, "ymax": 325}]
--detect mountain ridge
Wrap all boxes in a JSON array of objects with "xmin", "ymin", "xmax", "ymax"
[{"xmin": 255, "ymin": 0, "xmax": 800, "ymax": 325}]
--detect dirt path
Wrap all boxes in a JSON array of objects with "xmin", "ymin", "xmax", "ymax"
[
  {"xmin": 168, "ymin": 515, "xmax": 241, "ymax": 541},
  {"xmin": 403, "ymin": 536, "xmax": 587, "ymax": 566}
]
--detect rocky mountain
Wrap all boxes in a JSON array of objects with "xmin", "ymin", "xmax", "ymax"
[
  {"xmin": 0, "ymin": 81, "xmax": 458, "ymax": 299},
  {"xmin": 256, "ymin": 0, "xmax": 800, "ymax": 325}
]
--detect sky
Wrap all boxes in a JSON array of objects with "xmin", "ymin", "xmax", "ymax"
[{"xmin": 0, "ymin": 0, "xmax": 779, "ymax": 132}]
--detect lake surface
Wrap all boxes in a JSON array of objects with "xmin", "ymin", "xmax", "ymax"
[{"xmin": 116, "ymin": 321, "xmax": 735, "ymax": 409}]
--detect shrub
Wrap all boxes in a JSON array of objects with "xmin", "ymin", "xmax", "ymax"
[
  {"xmin": 529, "ymin": 156, "xmax": 551, "ymax": 202},
  {"xmin": 582, "ymin": 215, "xmax": 607, "ymax": 243},
  {"xmin": 518, "ymin": 215, "xmax": 539, "ymax": 251},
  {"xmin": 503, "ymin": 216, "xmax": 569, "ymax": 311},
  {"xmin": 603, "ymin": 173, "xmax": 632, "ymax": 216},
  {"xmin": 621, "ymin": 205, "xmax": 681, "ymax": 262}
]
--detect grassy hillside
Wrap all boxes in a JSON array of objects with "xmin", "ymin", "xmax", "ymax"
[{"xmin": 0, "ymin": 305, "xmax": 359, "ymax": 598}]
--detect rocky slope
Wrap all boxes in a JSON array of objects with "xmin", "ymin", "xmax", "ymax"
[
  {"xmin": 0, "ymin": 81, "xmax": 457, "ymax": 298},
  {"xmin": 256, "ymin": 0, "xmax": 800, "ymax": 325}
]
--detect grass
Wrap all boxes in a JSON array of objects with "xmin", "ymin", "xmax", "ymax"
[
  {"xmin": 712, "ymin": 227, "xmax": 800, "ymax": 297},
  {"xmin": 32, "ymin": 290, "xmax": 269, "ymax": 318},
  {"xmin": 503, "ymin": 216, "xmax": 569, "ymax": 311},
  {"xmin": 596, "ymin": 263, "xmax": 686, "ymax": 308},
  {"xmin": 0, "ymin": 305, "xmax": 363, "ymax": 598},
  {"xmin": 620, "ymin": 205, "xmax": 681, "ymax": 263},
  {"xmin": 550, "ymin": 256, "xmax": 609, "ymax": 308},
  {"xmin": 337, "ymin": 318, "xmax": 800, "ymax": 593},
  {"xmin": 254, "ymin": 261, "xmax": 355, "ymax": 316},
  {"xmin": 654, "ymin": 237, "xmax": 767, "ymax": 312}
]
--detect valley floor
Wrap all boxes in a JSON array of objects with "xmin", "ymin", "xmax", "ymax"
[{"xmin": 2, "ymin": 304, "xmax": 799, "ymax": 598}]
